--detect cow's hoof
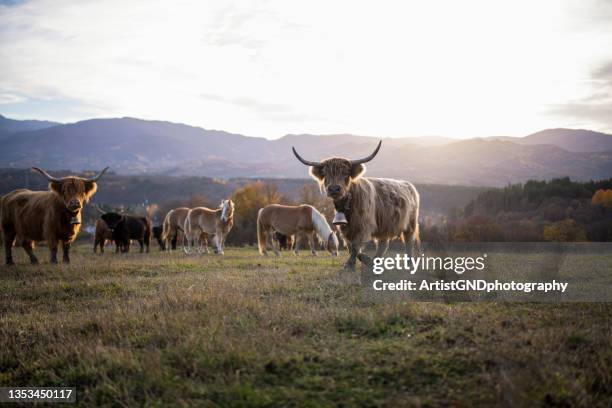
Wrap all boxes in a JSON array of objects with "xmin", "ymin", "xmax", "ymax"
[
  {"xmin": 343, "ymin": 262, "xmax": 356, "ymax": 271},
  {"xmin": 5, "ymin": 260, "xmax": 14, "ymax": 266},
  {"xmin": 30, "ymin": 259, "xmax": 39, "ymax": 265},
  {"xmin": 357, "ymin": 253, "xmax": 373, "ymax": 267}
]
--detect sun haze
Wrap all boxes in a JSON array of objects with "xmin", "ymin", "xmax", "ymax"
[{"xmin": 1, "ymin": 0, "xmax": 611, "ymax": 138}]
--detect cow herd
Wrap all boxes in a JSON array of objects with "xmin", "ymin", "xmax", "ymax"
[{"xmin": 1, "ymin": 141, "xmax": 420, "ymax": 270}]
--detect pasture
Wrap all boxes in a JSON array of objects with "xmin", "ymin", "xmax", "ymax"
[{"xmin": 1, "ymin": 245, "xmax": 610, "ymax": 407}]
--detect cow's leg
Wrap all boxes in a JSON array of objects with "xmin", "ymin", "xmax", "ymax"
[
  {"xmin": 403, "ymin": 220, "xmax": 420, "ymax": 258},
  {"xmin": 171, "ymin": 233, "xmax": 178, "ymax": 250},
  {"xmin": 138, "ymin": 239, "xmax": 144, "ymax": 253},
  {"xmin": 308, "ymin": 232, "xmax": 317, "ymax": 256},
  {"xmin": 93, "ymin": 238, "xmax": 98, "ymax": 253},
  {"xmin": 48, "ymin": 238, "xmax": 59, "ymax": 264},
  {"xmin": 3, "ymin": 229, "xmax": 16, "ymax": 265},
  {"xmin": 100, "ymin": 239, "xmax": 105, "ymax": 254},
  {"xmin": 22, "ymin": 240, "xmax": 39, "ymax": 265},
  {"xmin": 62, "ymin": 241, "xmax": 71, "ymax": 263},
  {"xmin": 345, "ymin": 240, "xmax": 365, "ymax": 271},
  {"xmin": 375, "ymin": 239, "xmax": 390, "ymax": 258},
  {"xmin": 271, "ymin": 231, "xmax": 280, "ymax": 257},
  {"xmin": 125, "ymin": 240, "xmax": 131, "ymax": 253}
]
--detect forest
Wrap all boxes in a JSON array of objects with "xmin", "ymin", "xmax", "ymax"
[{"xmin": 1, "ymin": 169, "xmax": 610, "ymax": 244}]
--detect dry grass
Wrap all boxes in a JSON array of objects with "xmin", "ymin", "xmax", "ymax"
[{"xmin": 0, "ymin": 245, "xmax": 611, "ymax": 407}]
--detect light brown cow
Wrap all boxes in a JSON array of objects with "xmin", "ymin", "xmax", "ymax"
[
  {"xmin": 257, "ymin": 204, "xmax": 338, "ymax": 257},
  {"xmin": 1, "ymin": 167, "xmax": 109, "ymax": 265},
  {"xmin": 293, "ymin": 141, "xmax": 420, "ymax": 270},
  {"xmin": 184, "ymin": 200, "xmax": 234, "ymax": 255},
  {"xmin": 93, "ymin": 218, "xmax": 114, "ymax": 253}
]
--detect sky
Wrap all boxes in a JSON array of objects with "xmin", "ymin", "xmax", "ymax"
[{"xmin": 1, "ymin": 0, "xmax": 611, "ymax": 139}]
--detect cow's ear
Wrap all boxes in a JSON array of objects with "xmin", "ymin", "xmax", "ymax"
[
  {"xmin": 350, "ymin": 164, "xmax": 366, "ymax": 180},
  {"xmin": 49, "ymin": 181, "xmax": 62, "ymax": 195},
  {"xmin": 309, "ymin": 165, "xmax": 325, "ymax": 181},
  {"xmin": 84, "ymin": 181, "xmax": 97, "ymax": 200}
]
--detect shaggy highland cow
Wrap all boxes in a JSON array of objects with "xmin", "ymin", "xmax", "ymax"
[
  {"xmin": 292, "ymin": 141, "xmax": 420, "ymax": 270},
  {"xmin": 1, "ymin": 166, "xmax": 108, "ymax": 265}
]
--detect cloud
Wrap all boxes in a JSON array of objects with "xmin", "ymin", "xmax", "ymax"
[
  {"xmin": 199, "ymin": 93, "xmax": 325, "ymax": 123},
  {"xmin": 0, "ymin": 92, "xmax": 26, "ymax": 104},
  {"xmin": 548, "ymin": 60, "xmax": 612, "ymax": 132}
]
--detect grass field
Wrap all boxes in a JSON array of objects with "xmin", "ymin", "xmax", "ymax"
[{"xmin": 1, "ymin": 245, "xmax": 611, "ymax": 407}]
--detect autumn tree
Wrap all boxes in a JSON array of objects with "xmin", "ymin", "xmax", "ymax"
[
  {"xmin": 229, "ymin": 181, "xmax": 289, "ymax": 245},
  {"xmin": 543, "ymin": 219, "xmax": 587, "ymax": 242}
]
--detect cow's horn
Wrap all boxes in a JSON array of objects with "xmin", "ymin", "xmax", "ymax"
[
  {"xmin": 31, "ymin": 167, "xmax": 61, "ymax": 182},
  {"xmin": 350, "ymin": 140, "xmax": 382, "ymax": 165},
  {"xmin": 85, "ymin": 166, "xmax": 110, "ymax": 182},
  {"xmin": 292, "ymin": 147, "xmax": 321, "ymax": 166}
]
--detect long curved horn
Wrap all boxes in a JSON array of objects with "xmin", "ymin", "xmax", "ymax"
[
  {"xmin": 85, "ymin": 166, "xmax": 110, "ymax": 182},
  {"xmin": 292, "ymin": 147, "xmax": 321, "ymax": 166},
  {"xmin": 350, "ymin": 140, "xmax": 382, "ymax": 165},
  {"xmin": 31, "ymin": 167, "xmax": 61, "ymax": 182}
]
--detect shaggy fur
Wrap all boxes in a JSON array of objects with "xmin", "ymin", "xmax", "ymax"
[
  {"xmin": 257, "ymin": 204, "xmax": 338, "ymax": 257},
  {"xmin": 297, "ymin": 146, "xmax": 420, "ymax": 270},
  {"xmin": 1, "ymin": 169, "xmax": 105, "ymax": 265},
  {"xmin": 100, "ymin": 212, "xmax": 151, "ymax": 253},
  {"xmin": 184, "ymin": 200, "xmax": 234, "ymax": 255},
  {"xmin": 93, "ymin": 218, "xmax": 114, "ymax": 253}
]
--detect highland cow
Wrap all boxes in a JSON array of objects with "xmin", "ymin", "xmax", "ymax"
[
  {"xmin": 292, "ymin": 141, "xmax": 420, "ymax": 270},
  {"xmin": 1, "ymin": 167, "xmax": 108, "ymax": 265}
]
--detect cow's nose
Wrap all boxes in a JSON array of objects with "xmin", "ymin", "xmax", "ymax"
[
  {"xmin": 328, "ymin": 185, "xmax": 341, "ymax": 195},
  {"xmin": 68, "ymin": 200, "xmax": 81, "ymax": 211}
]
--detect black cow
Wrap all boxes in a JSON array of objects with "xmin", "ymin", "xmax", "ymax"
[
  {"xmin": 100, "ymin": 212, "xmax": 151, "ymax": 253},
  {"xmin": 274, "ymin": 232, "xmax": 293, "ymax": 250},
  {"xmin": 152, "ymin": 225, "xmax": 172, "ymax": 251}
]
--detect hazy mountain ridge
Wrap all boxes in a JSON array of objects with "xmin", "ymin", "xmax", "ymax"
[
  {"xmin": 0, "ymin": 114, "xmax": 611, "ymax": 186},
  {"xmin": 0, "ymin": 114, "xmax": 60, "ymax": 138}
]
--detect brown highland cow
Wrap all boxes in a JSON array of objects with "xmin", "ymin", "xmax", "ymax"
[{"xmin": 1, "ymin": 166, "xmax": 108, "ymax": 265}]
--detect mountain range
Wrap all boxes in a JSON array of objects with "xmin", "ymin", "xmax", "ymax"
[{"xmin": 0, "ymin": 114, "xmax": 611, "ymax": 186}]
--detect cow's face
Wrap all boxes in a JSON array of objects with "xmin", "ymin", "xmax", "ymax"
[
  {"xmin": 292, "ymin": 141, "xmax": 381, "ymax": 202},
  {"xmin": 100, "ymin": 213, "xmax": 124, "ymax": 230},
  {"xmin": 310, "ymin": 158, "xmax": 366, "ymax": 201},
  {"xmin": 32, "ymin": 167, "xmax": 108, "ymax": 216},
  {"xmin": 49, "ymin": 178, "xmax": 97, "ymax": 213}
]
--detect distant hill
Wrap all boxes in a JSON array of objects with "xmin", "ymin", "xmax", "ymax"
[
  {"xmin": 0, "ymin": 114, "xmax": 59, "ymax": 138},
  {"xmin": 520, "ymin": 128, "xmax": 612, "ymax": 153},
  {"xmin": 0, "ymin": 114, "xmax": 611, "ymax": 186}
]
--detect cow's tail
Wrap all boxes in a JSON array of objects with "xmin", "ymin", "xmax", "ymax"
[
  {"xmin": 257, "ymin": 208, "xmax": 266, "ymax": 255},
  {"xmin": 310, "ymin": 206, "xmax": 338, "ymax": 249}
]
